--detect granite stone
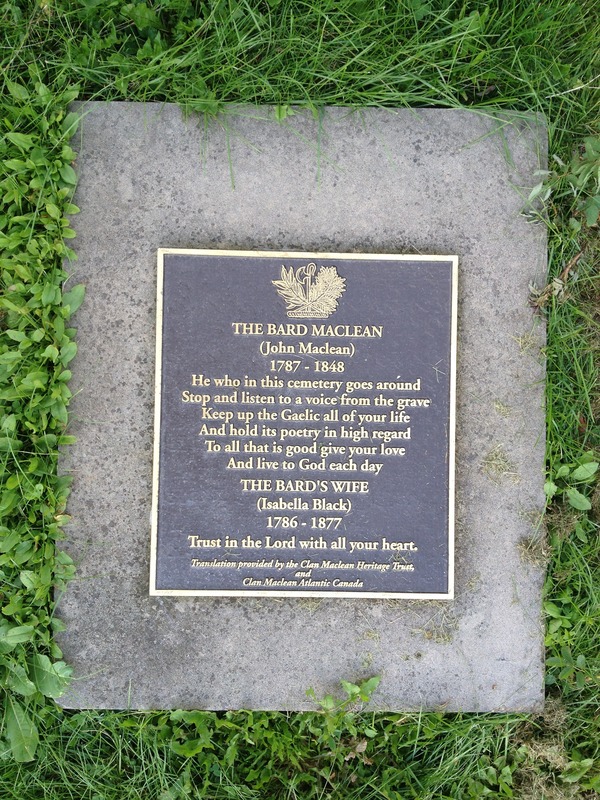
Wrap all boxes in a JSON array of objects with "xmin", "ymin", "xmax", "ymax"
[{"xmin": 58, "ymin": 104, "xmax": 547, "ymax": 711}]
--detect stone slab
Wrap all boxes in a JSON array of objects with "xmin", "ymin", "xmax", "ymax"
[{"xmin": 58, "ymin": 104, "xmax": 547, "ymax": 711}]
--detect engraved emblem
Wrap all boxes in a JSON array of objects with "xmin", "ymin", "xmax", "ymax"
[{"xmin": 272, "ymin": 263, "xmax": 346, "ymax": 318}]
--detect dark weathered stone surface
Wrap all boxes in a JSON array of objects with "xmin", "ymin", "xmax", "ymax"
[{"xmin": 58, "ymin": 104, "xmax": 546, "ymax": 711}]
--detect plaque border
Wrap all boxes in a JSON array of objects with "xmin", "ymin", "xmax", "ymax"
[{"xmin": 150, "ymin": 249, "xmax": 458, "ymax": 600}]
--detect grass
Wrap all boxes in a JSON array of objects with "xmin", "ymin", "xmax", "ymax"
[{"xmin": 1, "ymin": 0, "xmax": 599, "ymax": 797}]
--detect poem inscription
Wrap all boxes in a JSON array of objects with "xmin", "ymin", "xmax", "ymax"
[{"xmin": 150, "ymin": 249, "xmax": 457, "ymax": 598}]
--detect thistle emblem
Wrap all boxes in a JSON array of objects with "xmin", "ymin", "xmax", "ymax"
[{"xmin": 272, "ymin": 263, "xmax": 346, "ymax": 318}]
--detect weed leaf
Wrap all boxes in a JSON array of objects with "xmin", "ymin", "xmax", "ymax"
[
  {"xmin": 5, "ymin": 132, "xmax": 35, "ymax": 151},
  {"xmin": 60, "ymin": 342, "xmax": 78, "ymax": 366},
  {"xmin": 5, "ymin": 79, "xmax": 29, "ymax": 101},
  {"xmin": 565, "ymin": 487, "xmax": 592, "ymax": 511},
  {"xmin": 45, "ymin": 203, "xmax": 61, "ymax": 220},
  {"xmin": 61, "ymin": 112, "xmax": 80, "ymax": 138},
  {"xmin": 62, "ymin": 284, "xmax": 86, "ymax": 316},
  {"xmin": 359, "ymin": 675, "xmax": 381, "ymax": 700},
  {"xmin": 29, "ymin": 654, "xmax": 71, "ymax": 698},
  {"xmin": 0, "ymin": 624, "xmax": 35, "ymax": 652},
  {"xmin": 6, "ymin": 664, "xmax": 37, "ymax": 698},
  {"xmin": 59, "ymin": 164, "xmax": 77, "ymax": 185},
  {"xmin": 5, "ymin": 697, "xmax": 38, "ymax": 762},
  {"xmin": 562, "ymin": 758, "xmax": 594, "ymax": 783},
  {"xmin": 570, "ymin": 462, "xmax": 598, "ymax": 481}
]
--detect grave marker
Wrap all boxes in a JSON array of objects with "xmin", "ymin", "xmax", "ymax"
[
  {"xmin": 151, "ymin": 249, "xmax": 457, "ymax": 598},
  {"xmin": 57, "ymin": 104, "xmax": 546, "ymax": 711}
]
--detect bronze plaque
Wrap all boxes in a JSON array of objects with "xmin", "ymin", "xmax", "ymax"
[{"xmin": 151, "ymin": 249, "xmax": 457, "ymax": 598}]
